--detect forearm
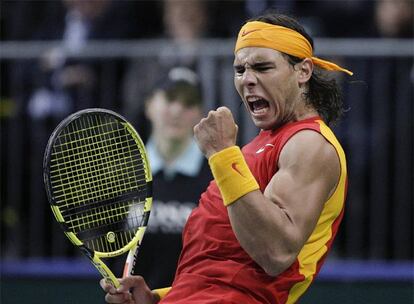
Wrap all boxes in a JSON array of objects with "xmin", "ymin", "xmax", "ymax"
[
  {"xmin": 208, "ymin": 146, "xmax": 300, "ymax": 275},
  {"xmin": 227, "ymin": 191, "xmax": 299, "ymax": 276}
]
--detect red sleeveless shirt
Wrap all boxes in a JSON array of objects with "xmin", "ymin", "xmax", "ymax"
[{"xmin": 160, "ymin": 117, "xmax": 347, "ymax": 304}]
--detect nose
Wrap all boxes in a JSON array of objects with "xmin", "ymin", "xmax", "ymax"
[
  {"xmin": 241, "ymin": 68, "xmax": 257, "ymax": 87},
  {"xmin": 168, "ymin": 101, "xmax": 185, "ymax": 116}
]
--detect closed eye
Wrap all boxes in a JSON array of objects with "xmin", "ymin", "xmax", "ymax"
[
  {"xmin": 234, "ymin": 65, "xmax": 245, "ymax": 75},
  {"xmin": 251, "ymin": 62, "xmax": 274, "ymax": 72},
  {"xmin": 233, "ymin": 62, "xmax": 274, "ymax": 75}
]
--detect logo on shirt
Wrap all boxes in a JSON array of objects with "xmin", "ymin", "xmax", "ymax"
[
  {"xmin": 256, "ymin": 144, "xmax": 275, "ymax": 154},
  {"xmin": 231, "ymin": 162, "xmax": 245, "ymax": 177}
]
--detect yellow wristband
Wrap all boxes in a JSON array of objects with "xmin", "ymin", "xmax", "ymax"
[
  {"xmin": 209, "ymin": 146, "xmax": 260, "ymax": 206},
  {"xmin": 153, "ymin": 287, "xmax": 171, "ymax": 300}
]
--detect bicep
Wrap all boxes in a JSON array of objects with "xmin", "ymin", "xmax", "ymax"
[{"xmin": 264, "ymin": 131, "xmax": 340, "ymax": 246}]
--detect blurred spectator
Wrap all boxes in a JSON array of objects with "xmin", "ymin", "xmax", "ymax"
[
  {"xmin": 1, "ymin": 0, "xmax": 160, "ymax": 259},
  {"xmin": 370, "ymin": 0, "xmax": 413, "ymax": 85},
  {"xmin": 122, "ymin": 0, "xmax": 211, "ymax": 140},
  {"xmin": 373, "ymin": 0, "xmax": 413, "ymax": 38},
  {"xmin": 130, "ymin": 67, "xmax": 212, "ymax": 289},
  {"xmin": 122, "ymin": 0, "xmax": 246, "ymax": 141},
  {"xmin": 22, "ymin": 0, "xmax": 156, "ymax": 120},
  {"xmin": 370, "ymin": 0, "xmax": 413, "ymax": 90}
]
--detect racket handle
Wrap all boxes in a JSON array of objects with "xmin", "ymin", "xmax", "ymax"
[
  {"xmin": 123, "ymin": 245, "xmax": 139, "ymax": 277},
  {"xmin": 123, "ymin": 226, "xmax": 147, "ymax": 277}
]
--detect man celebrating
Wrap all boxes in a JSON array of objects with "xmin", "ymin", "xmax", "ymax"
[{"xmin": 102, "ymin": 12, "xmax": 352, "ymax": 304}]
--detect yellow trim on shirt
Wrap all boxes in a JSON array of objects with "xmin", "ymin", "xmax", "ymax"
[{"xmin": 287, "ymin": 120, "xmax": 347, "ymax": 303}]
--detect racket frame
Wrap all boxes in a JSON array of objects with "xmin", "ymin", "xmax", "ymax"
[{"xmin": 43, "ymin": 108, "xmax": 152, "ymax": 288}]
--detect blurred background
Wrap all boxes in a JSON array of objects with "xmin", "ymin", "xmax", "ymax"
[{"xmin": 0, "ymin": 0, "xmax": 413, "ymax": 303}]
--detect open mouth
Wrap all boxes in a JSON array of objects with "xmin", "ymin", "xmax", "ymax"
[{"xmin": 248, "ymin": 97, "xmax": 270, "ymax": 114}]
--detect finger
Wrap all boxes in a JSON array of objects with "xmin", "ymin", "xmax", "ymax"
[
  {"xmin": 193, "ymin": 121, "xmax": 204, "ymax": 134},
  {"xmin": 100, "ymin": 278, "xmax": 117, "ymax": 294},
  {"xmin": 105, "ymin": 292, "xmax": 130, "ymax": 304},
  {"xmin": 216, "ymin": 106, "xmax": 230, "ymax": 113},
  {"xmin": 117, "ymin": 276, "xmax": 146, "ymax": 293},
  {"xmin": 234, "ymin": 124, "xmax": 239, "ymax": 141},
  {"xmin": 199, "ymin": 117, "xmax": 207, "ymax": 125},
  {"xmin": 207, "ymin": 110, "xmax": 216, "ymax": 119},
  {"xmin": 217, "ymin": 106, "xmax": 234, "ymax": 121}
]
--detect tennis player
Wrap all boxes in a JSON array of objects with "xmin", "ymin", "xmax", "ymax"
[{"xmin": 101, "ymin": 12, "xmax": 351, "ymax": 304}]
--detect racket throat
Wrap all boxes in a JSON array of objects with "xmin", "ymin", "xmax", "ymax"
[{"xmin": 80, "ymin": 245, "xmax": 120, "ymax": 288}]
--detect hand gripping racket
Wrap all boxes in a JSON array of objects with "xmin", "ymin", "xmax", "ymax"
[{"xmin": 43, "ymin": 108, "xmax": 152, "ymax": 288}]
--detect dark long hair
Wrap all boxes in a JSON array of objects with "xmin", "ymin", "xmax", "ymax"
[{"xmin": 251, "ymin": 13, "xmax": 343, "ymax": 125}]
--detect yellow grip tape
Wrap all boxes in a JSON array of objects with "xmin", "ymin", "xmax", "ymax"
[{"xmin": 209, "ymin": 146, "xmax": 260, "ymax": 206}]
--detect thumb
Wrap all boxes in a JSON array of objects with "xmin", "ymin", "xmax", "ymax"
[{"xmin": 234, "ymin": 124, "xmax": 239, "ymax": 142}]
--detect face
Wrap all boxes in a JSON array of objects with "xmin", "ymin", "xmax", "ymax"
[
  {"xmin": 163, "ymin": 0, "xmax": 206, "ymax": 41},
  {"xmin": 375, "ymin": 0, "xmax": 413, "ymax": 37},
  {"xmin": 233, "ymin": 47, "xmax": 309, "ymax": 130},
  {"xmin": 146, "ymin": 91, "xmax": 202, "ymax": 142}
]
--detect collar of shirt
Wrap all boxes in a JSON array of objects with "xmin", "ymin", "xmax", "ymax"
[{"xmin": 146, "ymin": 137, "xmax": 205, "ymax": 180}]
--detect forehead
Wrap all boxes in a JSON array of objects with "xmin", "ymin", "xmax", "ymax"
[{"xmin": 233, "ymin": 47, "xmax": 285, "ymax": 65}]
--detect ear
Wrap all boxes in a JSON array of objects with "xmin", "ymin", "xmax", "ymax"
[{"xmin": 297, "ymin": 58, "xmax": 313, "ymax": 84}]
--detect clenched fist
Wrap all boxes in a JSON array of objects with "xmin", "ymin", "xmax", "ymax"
[{"xmin": 194, "ymin": 107, "xmax": 238, "ymax": 158}]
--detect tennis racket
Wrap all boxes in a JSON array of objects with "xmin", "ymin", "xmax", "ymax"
[{"xmin": 43, "ymin": 108, "xmax": 152, "ymax": 288}]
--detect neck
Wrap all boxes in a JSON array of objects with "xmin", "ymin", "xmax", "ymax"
[
  {"xmin": 294, "ymin": 103, "xmax": 319, "ymax": 121},
  {"xmin": 154, "ymin": 136, "xmax": 191, "ymax": 165},
  {"xmin": 289, "ymin": 90, "xmax": 319, "ymax": 122}
]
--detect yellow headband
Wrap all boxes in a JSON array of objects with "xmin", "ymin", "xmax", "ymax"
[{"xmin": 235, "ymin": 21, "xmax": 353, "ymax": 76}]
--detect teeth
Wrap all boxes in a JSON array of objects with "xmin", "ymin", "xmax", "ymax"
[
  {"xmin": 246, "ymin": 97, "xmax": 269, "ymax": 114},
  {"xmin": 246, "ymin": 96, "xmax": 262, "ymax": 102}
]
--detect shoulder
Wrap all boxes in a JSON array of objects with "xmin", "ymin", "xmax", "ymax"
[
  {"xmin": 279, "ymin": 129, "xmax": 340, "ymax": 182},
  {"xmin": 280, "ymin": 129, "xmax": 338, "ymax": 162}
]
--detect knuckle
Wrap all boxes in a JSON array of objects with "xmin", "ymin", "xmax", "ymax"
[
  {"xmin": 218, "ymin": 106, "xmax": 229, "ymax": 113},
  {"xmin": 105, "ymin": 293, "xmax": 113, "ymax": 302}
]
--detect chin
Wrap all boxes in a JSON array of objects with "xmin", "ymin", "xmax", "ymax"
[
  {"xmin": 253, "ymin": 121, "xmax": 271, "ymax": 130},
  {"xmin": 252, "ymin": 116, "xmax": 278, "ymax": 130},
  {"xmin": 166, "ymin": 131, "xmax": 188, "ymax": 141}
]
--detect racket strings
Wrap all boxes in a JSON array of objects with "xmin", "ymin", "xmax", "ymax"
[
  {"xmin": 68, "ymin": 200, "xmax": 139, "ymax": 229},
  {"xmin": 51, "ymin": 119, "xmax": 144, "ymax": 207},
  {"xmin": 76, "ymin": 200, "xmax": 145, "ymax": 252},
  {"xmin": 51, "ymin": 115, "xmax": 142, "ymax": 205},
  {"xmin": 68, "ymin": 199, "xmax": 145, "ymax": 232},
  {"xmin": 49, "ymin": 113, "xmax": 148, "ymax": 252},
  {"xmin": 49, "ymin": 138, "xmax": 144, "ymax": 186},
  {"xmin": 53, "ymin": 168, "xmax": 147, "ymax": 206},
  {"xmin": 86, "ymin": 228, "xmax": 136, "ymax": 253},
  {"xmin": 50, "ymin": 126, "xmax": 130, "ymax": 157}
]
